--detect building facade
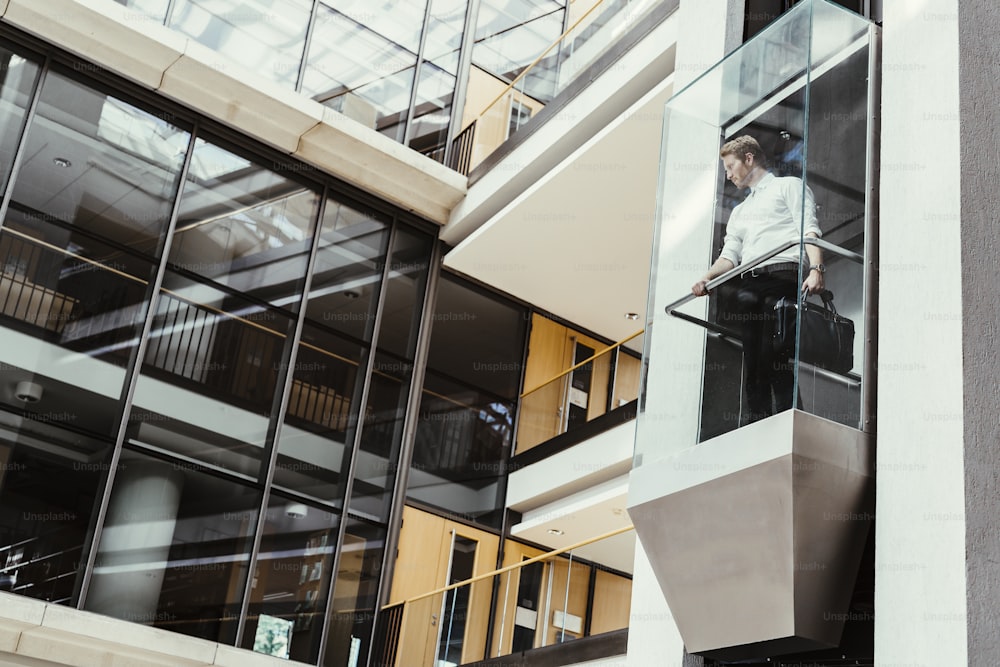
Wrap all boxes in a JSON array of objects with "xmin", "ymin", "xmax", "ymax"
[{"xmin": 0, "ymin": 0, "xmax": 997, "ymax": 666}]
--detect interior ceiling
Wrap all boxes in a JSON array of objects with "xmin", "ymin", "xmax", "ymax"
[{"xmin": 442, "ymin": 85, "xmax": 675, "ymax": 352}]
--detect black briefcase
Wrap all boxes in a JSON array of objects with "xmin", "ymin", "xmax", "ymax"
[{"xmin": 772, "ymin": 290, "xmax": 855, "ymax": 374}]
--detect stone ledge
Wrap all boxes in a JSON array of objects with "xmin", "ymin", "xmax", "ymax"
[{"xmin": 0, "ymin": 592, "xmax": 313, "ymax": 667}]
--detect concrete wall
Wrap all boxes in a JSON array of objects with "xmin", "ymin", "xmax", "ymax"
[
  {"xmin": 876, "ymin": 0, "xmax": 968, "ymax": 664},
  {"xmin": 958, "ymin": 1, "xmax": 1000, "ymax": 664}
]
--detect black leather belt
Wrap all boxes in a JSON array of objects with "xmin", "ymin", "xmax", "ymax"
[{"xmin": 739, "ymin": 262, "xmax": 802, "ymax": 279}]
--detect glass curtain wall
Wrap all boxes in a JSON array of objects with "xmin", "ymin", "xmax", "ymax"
[
  {"xmin": 409, "ymin": 273, "xmax": 528, "ymax": 530},
  {"xmin": 0, "ymin": 34, "xmax": 436, "ymax": 667},
  {"xmin": 114, "ymin": 0, "xmax": 570, "ymax": 167}
]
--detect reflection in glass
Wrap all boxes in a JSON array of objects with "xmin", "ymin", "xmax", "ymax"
[
  {"xmin": 412, "ymin": 374, "xmax": 513, "ymax": 528},
  {"xmin": 323, "ymin": 518, "xmax": 386, "ymax": 667},
  {"xmin": 273, "ymin": 324, "xmax": 367, "ymax": 502},
  {"xmin": 86, "ymin": 448, "xmax": 260, "ymax": 644},
  {"xmin": 130, "ymin": 274, "xmax": 297, "ymax": 479},
  {"xmin": 374, "ymin": 227, "xmax": 433, "ymax": 359},
  {"xmin": 242, "ymin": 496, "xmax": 340, "ymax": 664},
  {"xmin": 0, "ymin": 416, "xmax": 108, "ymax": 606},
  {"xmin": 305, "ymin": 199, "xmax": 392, "ymax": 344},
  {"xmin": 408, "ymin": 0, "xmax": 468, "ymax": 158},
  {"xmin": 0, "ymin": 68, "xmax": 189, "ymax": 438},
  {"xmin": 350, "ymin": 353, "xmax": 413, "ymax": 522},
  {"xmin": 0, "ymin": 46, "xmax": 40, "ymax": 194},
  {"xmin": 303, "ymin": 2, "xmax": 428, "ymax": 141},
  {"xmin": 273, "ymin": 197, "xmax": 392, "ymax": 502},
  {"xmin": 170, "ymin": 137, "xmax": 319, "ymax": 309},
  {"xmin": 473, "ymin": 0, "xmax": 564, "ymax": 80},
  {"xmin": 168, "ymin": 0, "xmax": 312, "ymax": 87}
]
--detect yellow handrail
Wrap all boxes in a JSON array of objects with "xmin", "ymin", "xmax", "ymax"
[
  {"xmin": 475, "ymin": 0, "xmax": 612, "ymax": 121},
  {"xmin": 389, "ymin": 523, "xmax": 634, "ymax": 608},
  {"xmin": 519, "ymin": 328, "xmax": 644, "ymax": 398}
]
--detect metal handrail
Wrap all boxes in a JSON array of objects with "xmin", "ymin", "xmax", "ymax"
[
  {"xmin": 520, "ymin": 328, "xmax": 644, "ymax": 398},
  {"xmin": 385, "ymin": 524, "xmax": 634, "ymax": 609},
  {"xmin": 663, "ymin": 237, "xmax": 863, "ymax": 316}
]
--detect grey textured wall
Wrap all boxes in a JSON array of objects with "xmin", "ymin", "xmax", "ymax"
[{"xmin": 960, "ymin": 1, "xmax": 1000, "ymax": 664}]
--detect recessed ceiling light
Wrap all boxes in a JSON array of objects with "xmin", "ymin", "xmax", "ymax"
[
  {"xmin": 52, "ymin": 157, "xmax": 72, "ymax": 168},
  {"xmin": 624, "ymin": 312, "xmax": 640, "ymax": 320},
  {"xmin": 547, "ymin": 528, "xmax": 564, "ymax": 536}
]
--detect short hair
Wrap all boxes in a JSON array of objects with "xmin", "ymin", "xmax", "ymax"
[{"xmin": 720, "ymin": 135, "xmax": 767, "ymax": 166}]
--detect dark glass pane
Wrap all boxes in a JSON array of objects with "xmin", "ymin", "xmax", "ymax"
[
  {"xmin": 86, "ymin": 449, "xmax": 260, "ymax": 644},
  {"xmin": 242, "ymin": 496, "xmax": 340, "ymax": 663},
  {"xmin": 410, "ymin": 373, "xmax": 512, "ymax": 529},
  {"xmin": 0, "ymin": 70, "xmax": 189, "ymax": 439},
  {"xmin": 11, "ymin": 69, "xmax": 189, "ymax": 255},
  {"xmin": 168, "ymin": 0, "xmax": 312, "ymax": 87},
  {"xmin": 0, "ymin": 46, "xmax": 41, "ymax": 193},
  {"xmin": 273, "ymin": 324, "xmax": 368, "ymax": 503},
  {"xmin": 170, "ymin": 137, "xmax": 319, "ymax": 310},
  {"xmin": 129, "ymin": 274, "xmax": 297, "ymax": 478},
  {"xmin": 350, "ymin": 353, "xmax": 413, "ymax": 522},
  {"xmin": 374, "ymin": 227, "xmax": 433, "ymax": 360},
  {"xmin": 323, "ymin": 518, "xmax": 386, "ymax": 667},
  {"xmin": 0, "ymin": 414, "xmax": 109, "ymax": 606},
  {"xmin": 306, "ymin": 198, "xmax": 392, "ymax": 344},
  {"xmin": 427, "ymin": 275, "xmax": 526, "ymax": 399}
]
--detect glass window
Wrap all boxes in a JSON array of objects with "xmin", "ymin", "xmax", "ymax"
[
  {"xmin": 303, "ymin": 1, "xmax": 429, "ymax": 141},
  {"xmin": 241, "ymin": 495, "xmax": 340, "ymax": 663},
  {"xmin": 0, "ymin": 46, "xmax": 40, "ymax": 194},
  {"xmin": 85, "ymin": 448, "xmax": 260, "ymax": 644},
  {"xmin": 323, "ymin": 517, "xmax": 386, "ymax": 667},
  {"xmin": 0, "ymin": 418, "xmax": 108, "ymax": 606},
  {"xmin": 127, "ymin": 137, "xmax": 319, "ymax": 479},
  {"xmin": 408, "ymin": 0, "xmax": 469, "ymax": 157},
  {"xmin": 1, "ymin": 68, "xmax": 190, "ymax": 438},
  {"xmin": 170, "ymin": 137, "xmax": 318, "ymax": 309},
  {"xmin": 473, "ymin": 0, "xmax": 565, "ymax": 81},
  {"xmin": 374, "ymin": 227, "xmax": 433, "ymax": 360},
  {"xmin": 272, "ymin": 198, "xmax": 392, "ymax": 503},
  {"xmin": 410, "ymin": 274, "xmax": 526, "ymax": 528},
  {"xmin": 167, "ymin": 0, "xmax": 312, "ymax": 87}
]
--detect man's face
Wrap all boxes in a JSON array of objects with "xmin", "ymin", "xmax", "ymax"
[{"xmin": 722, "ymin": 152, "xmax": 754, "ymax": 189}]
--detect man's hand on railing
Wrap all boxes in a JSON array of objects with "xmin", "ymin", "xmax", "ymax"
[{"xmin": 692, "ymin": 280, "xmax": 710, "ymax": 297}]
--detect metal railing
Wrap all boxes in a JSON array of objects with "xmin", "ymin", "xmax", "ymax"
[
  {"xmin": 455, "ymin": 0, "xmax": 660, "ymax": 174},
  {"xmin": 516, "ymin": 328, "xmax": 643, "ymax": 455},
  {"xmin": 372, "ymin": 525, "xmax": 634, "ymax": 666}
]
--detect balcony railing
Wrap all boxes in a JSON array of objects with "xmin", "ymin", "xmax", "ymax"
[
  {"xmin": 452, "ymin": 0, "xmax": 661, "ymax": 174},
  {"xmin": 372, "ymin": 525, "xmax": 634, "ymax": 666},
  {"xmin": 516, "ymin": 329, "xmax": 642, "ymax": 456}
]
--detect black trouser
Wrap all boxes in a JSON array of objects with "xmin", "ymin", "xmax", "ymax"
[{"xmin": 722, "ymin": 269, "xmax": 800, "ymax": 424}]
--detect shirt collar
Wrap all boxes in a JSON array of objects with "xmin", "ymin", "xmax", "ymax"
[{"xmin": 748, "ymin": 171, "xmax": 775, "ymax": 196}]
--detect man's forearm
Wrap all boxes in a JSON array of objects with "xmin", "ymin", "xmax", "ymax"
[
  {"xmin": 702, "ymin": 257, "xmax": 735, "ymax": 282},
  {"xmin": 804, "ymin": 233, "xmax": 823, "ymax": 268}
]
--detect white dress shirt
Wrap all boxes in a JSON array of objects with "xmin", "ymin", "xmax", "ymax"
[{"xmin": 719, "ymin": 171, "xmax": 821, "ymax": 269}]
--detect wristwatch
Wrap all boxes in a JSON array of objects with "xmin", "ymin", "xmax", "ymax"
[{"xmin": 809, "ymin": 264, "xmax": 826, "ymax": 274}]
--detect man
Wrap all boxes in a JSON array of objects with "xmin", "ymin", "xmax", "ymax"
[{"xmin": 691, "ymin": 135, "xmax": 824, "ymax": 423}]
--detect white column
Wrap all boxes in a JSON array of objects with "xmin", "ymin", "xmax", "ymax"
[
  {"xmin": 86, "ymin": 460, "xmax": 184, "ymax": 625},
  {"xmin": 628, "ymin": 2, "xmax": 742, "ymax": 665},
  {"xmin": 876, "ymin": 1, "xmax": 968, "ymax": 664}
]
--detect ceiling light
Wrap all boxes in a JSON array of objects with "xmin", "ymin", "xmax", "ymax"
[
  {"xmin": 52, "ymin": 157, "xmax": 72, "ymax": 168},
  {"xmin": 624, "ymin": 312, "xmax": 640, "ymax": 320},
  {"xmin": 343, "ymin": 290, "xmax": 360, "ymax": 299},
  {"xmin": 14, "ymin": 381, "xmax": 43, "ymax": 403},
  {"xmin": 547, "ymin": 528, "xmax": 564, "ymax": 536}
]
